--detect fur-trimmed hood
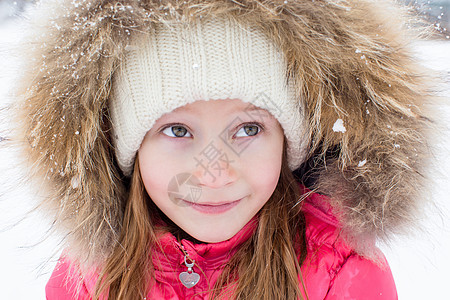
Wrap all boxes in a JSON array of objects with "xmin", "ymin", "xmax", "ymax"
[{"xmin": 14, "ymin": 0, "xmax": 431, "ymax": 264}]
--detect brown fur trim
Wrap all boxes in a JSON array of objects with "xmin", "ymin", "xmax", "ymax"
[{"xmin": 13, "ymin": 0, "xmax": 432, "ymax": 264}]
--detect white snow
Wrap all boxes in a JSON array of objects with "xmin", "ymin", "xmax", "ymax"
[
  {"xmin": 332, "ymin": 118, "xmax": 346, "ymax": 133},
  {"xmin": 0, "ymin": 17, "xmax": 449, "ymax": 300},
  {"xmin": 357, "ymin": 159, "xmax": 367, "ymax": 167},
  {"xmin": 0, "ymin": 18, "xmax": 62, "ymax": 300},
  {"xmin": 71, "ymin": 176, "xmax": 79, "ymax": 189},
  {"xmin": 378, "ymin": 39, "xmax": 450, "ymax": 300}
]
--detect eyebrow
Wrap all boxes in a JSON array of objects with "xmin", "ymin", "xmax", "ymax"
[{"xmin": 242, "ymin": 106, "xmax": 267, "ymax": 112}]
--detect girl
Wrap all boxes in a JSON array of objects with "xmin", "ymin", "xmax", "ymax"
[{"xmin": 14, "ymin": 0, "xmax": 431, "ymax": 299}]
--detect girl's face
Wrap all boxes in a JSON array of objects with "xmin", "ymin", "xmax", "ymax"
[{"xmin": 138, "ymin": 98, "xmax": 284, "ymax": 243}]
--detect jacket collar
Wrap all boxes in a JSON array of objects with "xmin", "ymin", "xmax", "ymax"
[{"xmin": 152, "ymin": 216, "xmax": 258, "ymax": 271}]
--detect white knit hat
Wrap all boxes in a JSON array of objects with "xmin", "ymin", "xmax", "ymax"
[{"xmin": 110, "ymin": 17, "xmax": 309, "ymax": 175}]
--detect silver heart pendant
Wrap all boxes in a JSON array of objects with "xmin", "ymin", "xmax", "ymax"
[{"xmin": 179, "ymin": 271, "xmax": 200, "ymax": 288}]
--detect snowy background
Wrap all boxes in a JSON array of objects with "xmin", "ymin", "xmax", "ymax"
[{"xmin": 0, "ymin": 2, "xmax": 449, "ymax": 299}]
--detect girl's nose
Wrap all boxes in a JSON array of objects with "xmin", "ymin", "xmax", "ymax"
[{"xmin": 191, "ymin": 139, "xmax": 238, "ymax": 189}]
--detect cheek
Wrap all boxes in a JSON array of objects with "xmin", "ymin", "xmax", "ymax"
[
  {"xmin": 138, "ymin": 139, "xmax": 200, "ymax": 209},
  {"xmin": 245, "ymin": 138, "xmax": 283, "ymax": 198},
  {"xmin": 256, "ymin": 161, "xmax": 282, "ymax": 197},
  {"xmin": 138, "ymin": 148, "xmax": 172, "ymax": 203},
  {"xmin": 251, "ymin": 136, "xmax": 283, "ymax": 172}
]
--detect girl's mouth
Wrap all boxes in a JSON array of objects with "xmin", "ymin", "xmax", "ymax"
[{"xmin": 180, "ymin": 198, "xmax": 242, "ymax": 214}]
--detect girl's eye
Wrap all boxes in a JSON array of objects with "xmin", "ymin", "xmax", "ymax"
[
  {"xmin": 161, "ymin": 125, "xmax": 192, "ymax": 138},
  {"xmin": 235, "ymin": 124, "xmax": 262, "ymax": 137}
]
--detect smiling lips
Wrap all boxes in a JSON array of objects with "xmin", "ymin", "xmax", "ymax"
[{"xmin": 180, "ymin": 198, "xmax": 242, "ymax": 214}]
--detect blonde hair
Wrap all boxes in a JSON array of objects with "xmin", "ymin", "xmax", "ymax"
[{"xmin": 95, "ymin": 140, "xmax": 307, "ymax": 299}]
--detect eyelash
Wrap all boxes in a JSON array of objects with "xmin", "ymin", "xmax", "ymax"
[
  {"xmin": 160, "ymin": 122, "xmax": 265, "ymax": 138},
  {"xmin": 234, "ymin": 122, "xmax": 265, "ymax": 138}
]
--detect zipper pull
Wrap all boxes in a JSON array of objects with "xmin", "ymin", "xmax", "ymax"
[{"xmin": 179, "ymin": 246, "xmax": 200, "ymax": 288}]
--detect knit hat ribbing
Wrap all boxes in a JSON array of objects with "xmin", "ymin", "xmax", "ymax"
[{"xmin": 110, "ymin": 17, "xmax": 309, "ymax": 175}]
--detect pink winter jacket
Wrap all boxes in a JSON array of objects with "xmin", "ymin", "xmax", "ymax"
[{"xmin": 46, "ymin": 191, "xmax": 397, "ymax": 299}]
